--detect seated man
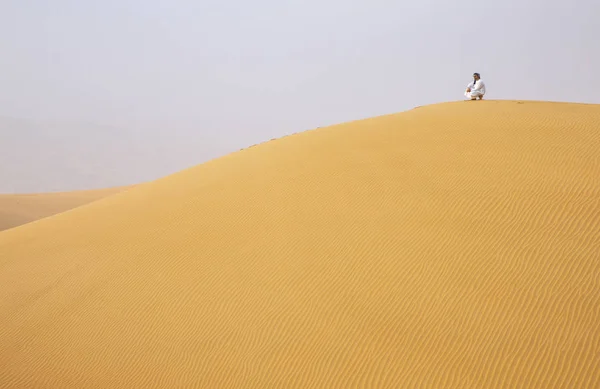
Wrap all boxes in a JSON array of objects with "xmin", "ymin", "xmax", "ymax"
[{"xmin": 465, "ymin": 72, "xmax": 486, "ymax": 100}]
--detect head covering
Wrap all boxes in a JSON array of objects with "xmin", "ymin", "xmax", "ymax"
[{"xmin": 473, "ymin": 73, "xmax": 480, "ymax": 86}]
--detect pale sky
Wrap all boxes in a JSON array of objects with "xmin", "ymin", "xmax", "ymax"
[{"xmin": 1, "ymin": 0, "xmax": 599, "ymax": 193}]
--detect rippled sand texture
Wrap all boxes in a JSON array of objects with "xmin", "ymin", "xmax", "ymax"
[
  {"xmin": 0, "ymin": 187, "xmax": 131, "ymax": 232},
  {"xmin": 1, "ymin": 101, "xmax": 599, "ymax": 388}
]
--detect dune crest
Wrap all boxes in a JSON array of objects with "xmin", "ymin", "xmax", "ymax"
[
  {"xmin": 1, "ymin": 101, "xmax": 599, "ymax": 388},
  {"xmin": 0, "ymin": 186, "xmax": 131, "ymax": 231}
]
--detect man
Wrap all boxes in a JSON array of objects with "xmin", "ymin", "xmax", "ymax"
[{"xmin": 465, "ymin": 73, "xmax": 486, "ymax": 100}]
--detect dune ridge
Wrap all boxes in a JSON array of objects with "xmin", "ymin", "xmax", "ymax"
[
  {"xmin": 0, "ymin": 101, "xmax": 599, "ymax": 388},
  {"xmin": 0, "ymin": 186, "xmax": 132, "ymax": 232}
]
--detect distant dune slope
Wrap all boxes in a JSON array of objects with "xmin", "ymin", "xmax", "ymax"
[
  {"xmin": 0, "ymin": 101, "xmax": 599, "ymax": 388},
  {"xmin": 0, "ymin": 187, "xmax": 131, "ymax": 231}
]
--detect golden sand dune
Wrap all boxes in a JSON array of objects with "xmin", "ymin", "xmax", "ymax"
[
  {"xmin": 0, "ymin": 186, "xmax": 130, "ymax": 232},
  {"xmin": 1, "ymin": 101, "xmax": 599, "ymax": 388}
]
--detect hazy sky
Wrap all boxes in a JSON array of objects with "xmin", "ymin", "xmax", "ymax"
[{"xmin": 1, "ymin": 0, "xmax": 599, "ymax": 193}]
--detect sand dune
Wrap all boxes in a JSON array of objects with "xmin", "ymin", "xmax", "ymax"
[
  {"xmin": 1, "ymin": 101, "xmax": 599, "ymax": 388},
  {"xmin": 0, "ymin": 186, "xmax": 130, "ymax": 232}
]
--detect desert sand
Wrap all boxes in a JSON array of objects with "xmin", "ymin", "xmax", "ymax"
[
  {"xmin": 0, "ymin": 186, "xmax": 131, "ymax": 232},
  {"xmin": 0, "ymin": 101, "xmax": 599, "ymax": 388}
]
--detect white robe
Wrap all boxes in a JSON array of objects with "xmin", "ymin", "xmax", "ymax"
[{"xmin": 465, "ymin": 79, "xmax": 486, "ymax": 99}]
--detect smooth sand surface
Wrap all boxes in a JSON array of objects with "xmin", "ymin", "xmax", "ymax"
[
  {"xmin": 1, "ymin": 101, "xmax": 599, "ymax": 388},
  {"xmin": 0, "ymin": 187, "xmax": 131, "ymax": 232}
]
